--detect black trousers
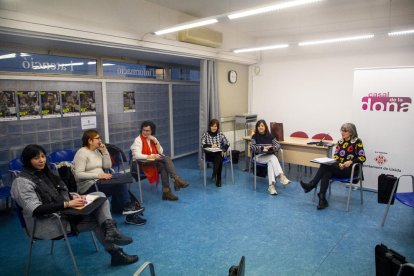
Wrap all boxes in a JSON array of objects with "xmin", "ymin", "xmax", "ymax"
[
  {"xmin": 204, "ymin": 151, "xmax": 224, "ymax": 180},
  {"xmin": 312, "ymin": 164, "xmax": 356, "ymax": 195}
]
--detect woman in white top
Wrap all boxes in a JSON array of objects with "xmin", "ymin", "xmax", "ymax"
[{"xmin": 130, "ymin": 120, "xmax": 189, "ymax": 201}]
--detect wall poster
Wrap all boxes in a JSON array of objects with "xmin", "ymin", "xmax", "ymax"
[
  {"xmin": 61, "ymin": 91, "xmax": 80, "ymax": 117},
  {"xmin": 0, "ymin": 91, "xmax": 17, "ymax": 121},
  {"xmin": 79, "ymin": 90, "xmax": 96, "ymax": 115},
  {"xmin": 40, "ymin": 91, "xmax": 61, "ymax": 118},
  {"xmin": 17, "ymin": 91, "xmax": 41, "ymax": 120},
  {"xmin": 123, "ymin": 91, "xmax": 135, "ymax": 112}
]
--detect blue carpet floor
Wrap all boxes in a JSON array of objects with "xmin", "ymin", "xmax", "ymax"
[{"xmin": 0, "ymin": 153, "xmax": 413, "ymax": 275}]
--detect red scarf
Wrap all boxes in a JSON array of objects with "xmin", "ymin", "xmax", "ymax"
[{"xmin": 140, "ymin": 135, "xmax": 159, "ymax": 184}]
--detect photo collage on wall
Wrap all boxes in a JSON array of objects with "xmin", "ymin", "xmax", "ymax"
[
  {"xmin": 0, "ymin": 90, "xmax": 96, "ymax": 120},
  {"xmin": 0, "ymin": 91, "xmax": 17, "ymax": 121},
  {"xmin": 123, "ymin": 91, "xmax": 136, "ymax": 113}
]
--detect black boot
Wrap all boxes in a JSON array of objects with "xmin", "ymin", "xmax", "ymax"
[
  {"xmin": 300, "ymin": 180, "xmax": 315, "ymax": 193},
  {"xmin": 216, "ymin": 177, "xmax": 221, "ymax": 187},
  {"xmin": 108, "ymin": 248, "xmax": 139, "ymax": 266},
  {"xmin": 317, "ymin": 193, "xmax": 329, "ymax": 210},
  {"xmin": 101, "ymin": 219, "xmax": 133, "ymax": 246}
]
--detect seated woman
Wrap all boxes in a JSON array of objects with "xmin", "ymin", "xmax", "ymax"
[
  {"xmin": 130, "ymin": 120, "xmax": 189, "ymax": 201},
  {"xmin": 73, "ymin": 130, "xmax": 145, "ymax": 226},
  {"xmin": 201, "ymin": 118, "xmax": 230, "ymax": 187},
  {"xmin": 11, "ymin": 144, "xmax": 138, "ymax": 266},
  {"xmin": 250, "ymin": 119, "xmax": 290, "ymax": 195},
  {"xmin": 300, "ymin": 123, "xmax": 366, "ymax": 210}
]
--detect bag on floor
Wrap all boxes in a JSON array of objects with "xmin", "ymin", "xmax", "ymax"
[
  {"xmin": 378, "ymin": 174, "xmax": 398, "ymax": 204},
  {"xmin": 375, "ymin": 244, "xmax": 406, "ymax": 276}
]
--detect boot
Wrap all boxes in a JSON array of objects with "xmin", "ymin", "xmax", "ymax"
[
  {"xmin": 101, "ymin": 219, "xmax": 133, "ymax": 246},
  {"xmin": 108, "ymin": 248, "xmax": 139, "ymax": 266},
  {"xmin": 173, "ymin": 176, "xmax": 189, "ymax": 191},
  {"xmin": 216, "ymin": 177, "xmax": 221, "ymax": 187},
  {"xmin": 300, "ymin": 180, "xmax": 315, "ymax": 193},
  {"xmin": 317, "ymin": 193, "xmax": 329, "ymax": 210},
  {"xmin": 162, "ymin": 187, "xmax": 178, "ymax": 201}
]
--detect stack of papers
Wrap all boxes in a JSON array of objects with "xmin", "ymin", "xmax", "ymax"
[
  {"xmin": 72, "ymin": 194, "xmax": 100, "ymax": 210},
  {"xmin": 204, "ymin": 147, "xmax": 223, "ymax": 152}
]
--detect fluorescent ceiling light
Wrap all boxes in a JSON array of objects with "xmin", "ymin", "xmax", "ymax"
[
  {"xmin": 228, "ymin": 0, "xmax": 323, "ymax": 20},
  {"xmin": 388, "ymin": 29, "xmax": 414, "ymax": 36},
  {"xmin": 0, "ymin": 53, "xmax": 16, "ymax": 60},
  {"xmin": 154, "ymin": 18, "xmax": 218, "ymax": 35},
  {"xmin": 20, "ymin": 53, "xmax": 30, "ymax": 57},
  {"xmin": 234, "ymin": 44, "xmax": 289, "ymax": 53},
  {"xmin": 298, "ymin": 34, "xmax": 374, "ymax": 46}
]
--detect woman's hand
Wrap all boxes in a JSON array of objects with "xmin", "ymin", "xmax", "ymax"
[
  {"xmin": 98, "ymin": 173, "xmax": 112, "ymax": 179},
  {"xmin": 212, "ymin": 144, "xmax": 218, "ymax": 148},
  {"xmin": 97, "ymin": 142, "xmax": 107, "ymax": 153},
  {"xmin": 340, "ymin": 161, "xmax": 353, "ymax": 168},
  {"xmin": 68, "ymin": 197, "xmax": 87, "ymax": 208},
  {"xmin": 148, "ymin": 135, "xmax": 157, "ymax": 143}
]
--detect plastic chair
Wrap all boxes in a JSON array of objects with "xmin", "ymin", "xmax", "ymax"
[
  {"xmin": 201, "ymin": 146, "xmax": 234, "ymax": 188},
  {"xmin": 381, "ymin": 175, "xmax": 414, "ymax": 227},
  {"xmin": 312, "ymin": 133, "xmax": 334, "ymax": 141},
  {"xmin": 14, "ymin": 202, "xmax": 99, "ymax": 276},
  {"xmin": 312, "ymin": 163, "xmax": 363, "ymax": 211},
  {"xmin": 106, "ymin": 144, "xmax": 128, "ymax": 174},
  {"xmin": 48, "ymin": 149, "xmax": 76, "ymax": 174},
  {"xmin": 0, "ymin": 174, "xmax": 11, "ymax": 209},
  {"xmin": 9, "ymin": 157, "xmax": 23, "ymax": 179},
  {"xmin": 290, "ymin": 131, "xmax": 309, "ymax": 138},
  {"xmin": 129, "ymin": 150, "xmax": 159, "ymax": 204},
  {"xmin": 249, "ymin": 149, "xmax": 284, "ymax": 191}
]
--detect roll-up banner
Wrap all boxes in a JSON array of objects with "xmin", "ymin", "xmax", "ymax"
[{"xmin": 352, "ymin": 67, "xmax": 413, "ymax": 191}]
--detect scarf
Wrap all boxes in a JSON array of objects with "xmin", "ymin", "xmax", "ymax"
[
  {"xmin": 254, "ymin": 132, "xmax": 274, "ymax": 145},
  {"xmin": 140, "ymin": 135, "xmax": 159, "ymax": 184}
]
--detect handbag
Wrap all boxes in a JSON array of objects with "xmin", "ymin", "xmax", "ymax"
[{"xmin": 270, "ymin": 122, "xmax": 284, "ymax": 141}]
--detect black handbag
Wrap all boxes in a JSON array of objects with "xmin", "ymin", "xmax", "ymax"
[
  {"xmin": 378, "ymin": 174, "xmax": 398, "ymax": 204},
  {"xmin": 375, "ymin": 244, "xmax": 406, "ymax": 276}
]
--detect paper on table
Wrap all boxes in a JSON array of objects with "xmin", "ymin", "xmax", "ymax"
[
  {"xmin": 310, "ymin": 157, "xmax": 336, "ymax": 164},
  {"xmin": 71, "ymin": 194, "xmax": 100, "ymax": 210}
]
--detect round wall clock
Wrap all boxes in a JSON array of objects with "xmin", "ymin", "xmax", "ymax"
[{"xmin": 228, "ymin": 70, "xmax": 237, "ymax": 84}]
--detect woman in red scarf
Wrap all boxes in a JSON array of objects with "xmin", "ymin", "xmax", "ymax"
[{"xmin": 130, "ymin": 121, "xmax": 189, "ymax": 201}]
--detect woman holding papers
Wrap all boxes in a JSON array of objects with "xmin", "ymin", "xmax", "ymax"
[
  {"xmin": 201, "ymin": 118, "xmax": 230, "ymax": 187},
  {"xmin": 73, "ymin": 130, "xmax": 146, "ymax": 226},
  {"xmin": 131, "ymin": 120, "xmax": 189, "ymax": 201},
  {"xmin": 250, "ymin": 120, "xmax": 291, "ymax": 195},
  {"xmin": 11, "ymin": 144, "xmax": 138, "ymax": 266},
  {"xmin": 300, "ymin": 123, "xmax": 366, "ymax": 210}
]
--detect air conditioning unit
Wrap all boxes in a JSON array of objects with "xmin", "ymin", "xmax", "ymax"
[{"xmin": 178, "ymin": 27, "xmax": 223, "ymax": 48}]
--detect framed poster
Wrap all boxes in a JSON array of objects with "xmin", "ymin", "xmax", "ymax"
[
  {"xmin": 61, "ymin": 91, "xmax": 80, "ymax": 117},
  {"xmin": 0, "ymin": 91, "xmax": 17, "ymax": 121},
  {"xmin": 40, "ymin": 91, "xmax": 61, "ymax": 118},
  {"xmin": 123, "ymin": 91, "xmax": 135, "ymax": 112},
  {"xmin": 17, "ymin": 91, "xmax": 41, "ymax": 120},
  {"xmin": 79, "ymin": 90, "xmax": 96, "ymax": 115}
]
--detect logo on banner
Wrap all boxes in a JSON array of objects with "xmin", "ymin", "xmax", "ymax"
[
  {"xmin": 374, "ymin": 153, "xmax": 388, "ymax": 166},
  {"xmin": 361, "ymin": 92, "xmax": 411, "ymax": 112}
]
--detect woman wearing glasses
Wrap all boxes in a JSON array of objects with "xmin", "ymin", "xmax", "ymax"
[
  {"xmin": 73, "ymin": 130, "xmax": 146, "ymax": 226},
  {"xmin": 130, "ymin": 120, "xmax": 189, "ymax": 201},
  {"xmin": 300, "ymin": 123, "xmax": 366, "ymax": 210}
]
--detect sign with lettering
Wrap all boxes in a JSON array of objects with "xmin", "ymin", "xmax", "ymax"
[
  {"xmin": 102, "ymin": 60, "xmax": 165, "ymax": 79},
  {"xmin": 0, "ymin": 50, "xmax": 97, "ymax": 75}
]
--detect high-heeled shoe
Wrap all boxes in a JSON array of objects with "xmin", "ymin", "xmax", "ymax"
[
  {"xmin": 317, "ymin": 193, "xmax": 329, "ymax": 210},
  {"xmin": 300, "ymin": 180, "xmax": 315, "ymax": 193}
]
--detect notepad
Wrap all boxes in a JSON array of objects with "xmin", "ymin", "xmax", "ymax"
[
  {"xmin": 310, "ymin": 157, "xmax": 336, "ymax": 164},
  {"xmin": 71, "ymin": 194, "xmax": 100, "ymax": 210},
  {"xmin": 204, "ymin": 147, "xmax": 223, "ymax": 152}
]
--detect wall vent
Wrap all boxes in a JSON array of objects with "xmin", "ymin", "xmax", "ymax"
[{"xmin": 178, "ymin": 27, "xmax": 223, "ymax": 48}]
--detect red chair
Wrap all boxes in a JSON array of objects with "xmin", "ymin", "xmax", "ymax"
[
  {"xmin": 290, "ymin": 131, "xmax": 309, "ymax": 139},
  {"xmin": 312, "ymin": 133, "xmax": 333, "ymax": 141}
]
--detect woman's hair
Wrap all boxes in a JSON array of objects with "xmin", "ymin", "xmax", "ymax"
[
  {"xmin": 341, "ymin": 122, "xmax": 358, "ymax": 140},
  {"xmin": 255, "ymin": 119, "xmax": 270, "ymax": 135},
  {"xmin": 208, "ymin": 119, "xmax": 220, "ymax": 131},
  {"xmin": 82, "ymin": 129, "xmax": 99, "ymax": 147},
  {"xmin": 21, "ymin": 144, "xmax": 47, "ymax": 169},
  {"xmin": 140, "ymin": 120, "xmax": 156, "ymax": 135}
]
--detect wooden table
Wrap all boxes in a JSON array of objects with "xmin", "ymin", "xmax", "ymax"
[{"xmin": 242, "ymin": 136, "xmax": 334, "ymax": 170}]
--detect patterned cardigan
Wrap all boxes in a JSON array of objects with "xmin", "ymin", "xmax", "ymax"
[{"xmin": 201, "ymin": 131, "xmax": 230, "ymax": 151}]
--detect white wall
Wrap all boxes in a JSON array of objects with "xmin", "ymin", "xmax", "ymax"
[{"xmin": 251, "ymin": 37, "xmax": 414, "ymax": 141}]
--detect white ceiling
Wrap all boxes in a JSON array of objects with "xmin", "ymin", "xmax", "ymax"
[{"xmin": 146, "ymin": 0, "xmax": 414, "ymax": 47}]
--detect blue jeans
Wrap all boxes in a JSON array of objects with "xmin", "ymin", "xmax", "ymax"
[{"xmin": 85, "ymin": 182, "xmax": 131, "ymax": 214}]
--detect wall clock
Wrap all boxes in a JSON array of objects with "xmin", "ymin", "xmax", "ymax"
[{"xmin": 228, "ymin": 70, "xmax": 237, "ymax": 84}]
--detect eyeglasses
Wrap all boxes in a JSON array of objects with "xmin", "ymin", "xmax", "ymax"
[
  {"xmin": 340, "ymin": 129, "xmax": 349, "ymax": 133},
  {"xmin": 142, "ymin": 129, "xmax": 152, "ymax": 133},
  {"xmin": 92, "ymin": 137, "xmax": 101, "ymax": 140}
]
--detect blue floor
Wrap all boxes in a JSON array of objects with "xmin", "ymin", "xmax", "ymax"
[{"xmin": 0, "ymin": 153, "xmax": 413, "ymax": 275}]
